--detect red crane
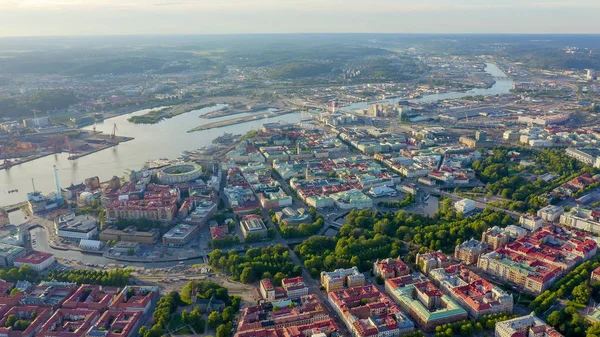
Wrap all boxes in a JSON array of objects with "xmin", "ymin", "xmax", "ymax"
[{"xmin": 65, "ymin": 136, "xmax": 75, "ymax": 155}]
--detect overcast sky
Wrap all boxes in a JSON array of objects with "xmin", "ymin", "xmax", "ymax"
[{"xmin": 0, "ymin": 0, "xmax": 599, "ymax": 36}]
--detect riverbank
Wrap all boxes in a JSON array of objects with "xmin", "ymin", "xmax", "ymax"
[
  {"xmin": 0, "ymin": 152, "xmax": 53, "ymax": 171},
  {"xmin": 127, "ymin": 102, "xmax": 217, "ymax": 124},
  {"xmin": 201, "ymin": 104, "xmax": 273, "ymax": 119},
  {"xmin": 188, "ymin": 110, "xmax": 297, "ymax": 132},
  {"xmin": 68, "ymin": 136, "xmax": 134, "ymax": 160}
]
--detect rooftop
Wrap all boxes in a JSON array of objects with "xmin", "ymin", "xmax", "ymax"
[
  {"xmin": 39, "ymin": 308, "xmax": 100, "ymax": 337},
  {"xmin": 163, "ymin": 223, "xmax": 198, "ymax": 239},
  {"xmin": 14, "ymin": 251, "xmax": 54, "ymax": 265},
  {"xmin": 0, "ymin": 243, "xmax": 25, "ymax": 258}
]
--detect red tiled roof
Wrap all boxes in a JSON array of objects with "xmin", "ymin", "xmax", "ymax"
[{"xmin": 14, "ymin": 251, "xmax": 53, "ymax": 265}]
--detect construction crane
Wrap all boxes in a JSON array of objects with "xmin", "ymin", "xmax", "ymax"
[
  {"xmin": 111, "ymin": 123, "xmax": 118, "ymax": 139},
  {"xmin": 64, "ymin": 136, "xmax": 75, "ymax": 155}
]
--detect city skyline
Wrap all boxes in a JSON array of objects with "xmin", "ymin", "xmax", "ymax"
[{"xmin": 0, "ymin": 0, "xmax": 599, "ymax": 37}]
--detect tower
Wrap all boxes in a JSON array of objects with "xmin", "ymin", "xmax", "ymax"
[{"xmin": 53, "ymin": 165, "xmax": 64, "ymax": 204}]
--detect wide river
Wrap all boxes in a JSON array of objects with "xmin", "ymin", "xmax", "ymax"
[
  {"xmin": 344, "ymin": 63, "xmax": 513, "ymax": 110},
  {"xmin": 0, "ymin": 63, "xmax": 512, "ymax": 208},
  {"xmin": 0, "ymin": 106, "xmax": 302, "ymax": 207}
]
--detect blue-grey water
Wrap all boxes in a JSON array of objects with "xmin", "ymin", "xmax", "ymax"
[
  {"xmin": 0, "ymin": 106, "xmax": 300, "ymax": 207},
  {"xmin": 344, "ymin": 63, "xmax": 513, "ymax": 111}
]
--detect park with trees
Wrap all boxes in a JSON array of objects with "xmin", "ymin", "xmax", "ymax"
[
  {"xmin": 45, "ymin": 269, "xmax": 131, "ymax": 287},
  {"xmin": 208, "ymin": 245, "xmax": 302, "ymax": 284},
  {"xmin": 471, "ymin": 147, "xmax": 596, "ymax": 213},
  {"xmin": 294, "ymin": 206, "xmax": 513, "ymax": 277}
]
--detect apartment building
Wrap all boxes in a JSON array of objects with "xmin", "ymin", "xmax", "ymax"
[
  {"xmin": 238, "ymin": 295, "xmax": 330, "ymax": 333},
  {"xmin": 537, "ymin": 205, "xmax": 564, "ymax": 222},
  {"xmin": 477, "ymin": 249, "xmax": 561, "ymax": 295},
  {"xmin": 519, "ymin": 215, "xmax": 543, "ymax": 231},
  {"xmin": 454, "ymin": 239, "xmax": 487, "ymax": 265},
  {"xmin": 416, "ymin": 251, "xmax": 451, "ymax": 275},
  {"xmin": 429, "ymin": 264, "xmax": 513, "ymax": 319},
  {"xmin": 328, "ymin": 285, "xmax": 414, "ymax": 337},
  {"xmin": 495, "ymin": 314, "xmax": 562, "ymax": 337},
  {"xmin": 385, "ymin": 278, "xmax": 467, "ymax": 332},
  {"xmin": 281, "ymin": 277, "xmax": 309, "ymax": 299},
  {"xmin": 320, "ymin": 267, "xmax": 365, "ymax": 292},
  {"xmin": 373, "ymin": 258, "xmax": 410, "ymax": 280}
]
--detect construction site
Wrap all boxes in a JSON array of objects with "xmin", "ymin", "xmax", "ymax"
[{"xmin": 0, "ymin": 123, "xmax": 133, "ymax": 170}]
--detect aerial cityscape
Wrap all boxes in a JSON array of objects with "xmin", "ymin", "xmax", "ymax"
[{"xmin": 1, "ymin": 5, "xmax": 600, "ymax": 337}]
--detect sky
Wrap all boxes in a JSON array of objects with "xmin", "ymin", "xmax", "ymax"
[{"xmin": 0, "ymin": 0, "xmax": 599, "ymax": 36}]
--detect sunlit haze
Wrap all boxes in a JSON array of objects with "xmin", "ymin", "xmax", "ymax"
[{"xmin": 1, "ymin": 0, "xmax": 599, "ymax": 36}]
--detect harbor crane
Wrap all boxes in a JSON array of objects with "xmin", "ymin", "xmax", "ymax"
[
  {"xmin": 111, "ymin": 123, "xmax": 118, "ymax": 139},
  {"xmin": 64, "ymin": 136, "xmax": 75, "ymax": 155}
]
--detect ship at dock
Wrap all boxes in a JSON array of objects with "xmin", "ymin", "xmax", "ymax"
[{"xmin": 212, "ymin": 133, "xmax": 240, "ymax": 145}]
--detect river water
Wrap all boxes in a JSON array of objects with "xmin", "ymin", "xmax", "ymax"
[
  {"xmin": 29, "ymin": 226, "xmax": 205, "ymax": 267},
  {"xmin": 0, "ymin": 105, "xmax": 301, "ymax": 207},
  {"xmin": 344, "ymin": 63, "xmax": 513, "ymax": 111},
  {"xmin": 0, "ymin": 63, "xmax": 513, "ymax": 209}
]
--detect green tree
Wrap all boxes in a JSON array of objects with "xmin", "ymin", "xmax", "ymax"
[
  {"xmin": 572, "ymin": 284, "xmax": 591, "ymax": 305},
  {"xmin": 216, "ymin": 322, "xmax": 233, "ymax": 337},
  {"xmin": 208, "ymin": 311, "xmax": 222, "ymax": 329},
  {"xmin": 12, "ymin": 320, "xmax": 30, "ymax": 331},
  {"xmin": 222, "ymin": 307, "xmax": 235, "ymax": 323},
  {"xmin": 239, "ymin": 267, "xmax": 255, "ymax": 284},
  {"xmin": 181, "ymin": 310, "xmax": 190, "ymax": 324},
  {"xmin": 587, "ymin": 322, "xmax": 600, "ymax": 337},
  {"xmin": 4, "ymin": 315, "xmax": 16, "ymax": 328}
]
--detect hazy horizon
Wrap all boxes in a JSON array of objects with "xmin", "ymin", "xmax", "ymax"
[{"xmin": 1, "ymin": 0, "xmax": 599, "ymax": 37}]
